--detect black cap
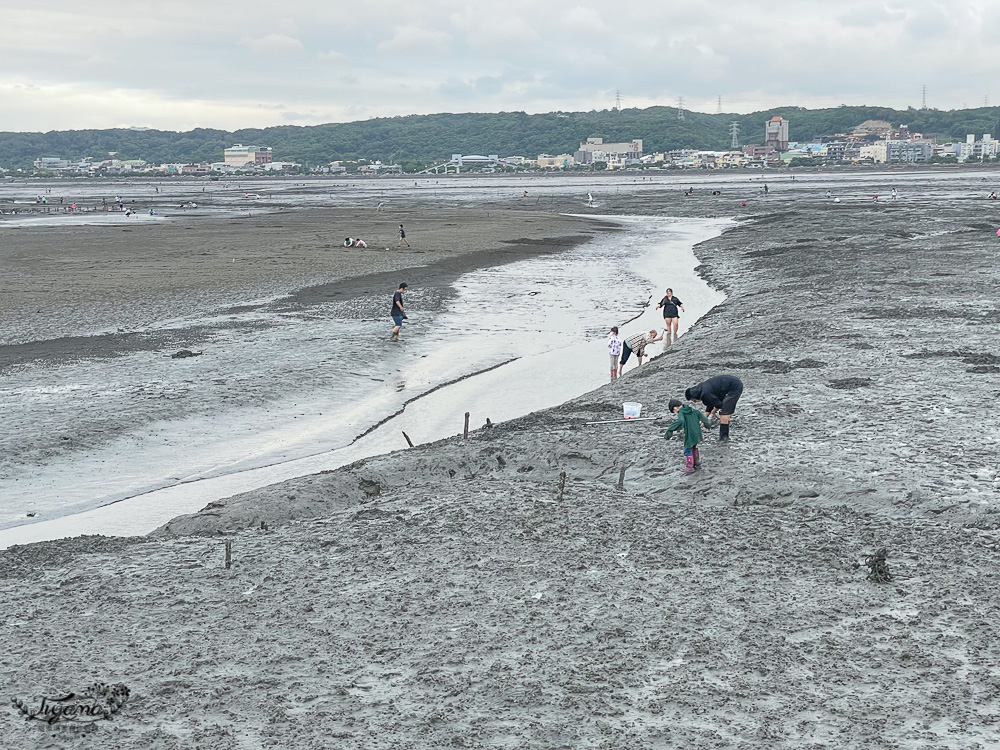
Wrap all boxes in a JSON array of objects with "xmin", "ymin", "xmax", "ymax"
[{"xmin": 668, "ymin": 399, "xmax": 682, "ymax": 412}]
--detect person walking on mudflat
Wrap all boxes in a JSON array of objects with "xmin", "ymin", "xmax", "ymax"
[
  {"xmin": 619, "ymin": 329, "xmax": 663, "ymax": 376},
  {"xmin": 390, "ymin": 282, "xmax": 408, "ymax": 341},
  {"xmin": 655, "ymin": 288, "xmax": 685, "ymax": 339},
  {"xmin": 397, "ymin": 224, "xmax": 410, "ymax": 248},
  {"xmin": 665, "ymin": 398, "xmax": 712, "ymax": 473},
  {"xmin": 685, "ymin": 374, "xmax": 744, "ymax": 441}
]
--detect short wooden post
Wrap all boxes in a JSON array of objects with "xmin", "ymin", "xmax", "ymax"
[
  {"xmin": 557, "ymin": 471, "xmax": 567, "ymax": 501},
  {"xmin": 485, "ymin": 418, "xmax": 493, "ymax": 428},
  {"xmin": 463, "ymin": 412, "xmax": 470, "ymax": 439},
  {"xmin": 224, "ymin": 540, "xmax": 232, "ymax": 569},
  {"xmin": 617, "ymin": 467, "xmax": 626, "ymax": 491},
  {"xmin": 402, "ymin": 431, "xmax": 414, "ymax": 448}
]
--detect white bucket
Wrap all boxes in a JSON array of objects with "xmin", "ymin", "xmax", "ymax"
[{"xmin": 623, "ymin": 402, "xmax": 642, "ymax": 419}]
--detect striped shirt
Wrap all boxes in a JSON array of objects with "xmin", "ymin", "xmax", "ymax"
[{"xmin": 625, "ymin": 332, "xmax": 650, "ymax": 354}]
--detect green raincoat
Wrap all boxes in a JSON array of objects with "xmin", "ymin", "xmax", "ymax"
[{"xmin": 664, "ymin": 404, "xmax": 712, "ymax": 449}]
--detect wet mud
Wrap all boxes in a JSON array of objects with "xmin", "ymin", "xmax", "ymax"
[{"xmin": 3, "ymin": 173, "xmax": 1000, "ymax": 748}]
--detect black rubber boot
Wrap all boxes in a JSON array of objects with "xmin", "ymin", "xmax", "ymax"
[{"xmin": 719, "ymin": 423, "xmax": 730, "ymax": 441}]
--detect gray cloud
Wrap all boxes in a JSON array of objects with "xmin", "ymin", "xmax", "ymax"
[{"xmin": 0, "ymin": 0, "xmax": 993, "ymax": 132}]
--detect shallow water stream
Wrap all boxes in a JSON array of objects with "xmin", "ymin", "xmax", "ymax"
[{"xmin": 0, "ymin": 215, "xmax": 728, "ymax": 547}]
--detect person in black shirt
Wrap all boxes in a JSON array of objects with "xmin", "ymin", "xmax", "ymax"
[
  {"xmin": 685, "ymin": 374, "xmax": 743, "ymax": 441},
  {"xmin": 390, "ymin": 282, "xmax": 408, "ymax": 341},
  {"xmin": 655, "ymin": 288, "xmax": 685, "ymax": 339}
]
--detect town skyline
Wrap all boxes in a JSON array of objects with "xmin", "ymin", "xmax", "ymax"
[{"xmin": 2, "ymin": 0, "xmax": 996, "ymax": 133}]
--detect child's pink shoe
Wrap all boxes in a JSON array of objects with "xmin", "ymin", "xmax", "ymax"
[{"xmin": 681, "ymin": 455, "xmax": 695, "ymax": 474}]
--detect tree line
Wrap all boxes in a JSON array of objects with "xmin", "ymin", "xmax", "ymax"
[{"xmin": 1, "ymin": 105, "xmax": 998, "ymax": 171}]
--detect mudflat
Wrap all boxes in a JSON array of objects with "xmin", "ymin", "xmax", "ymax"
[
  {"xmin": 0, "ymin": 207, "xmax": 607, "ymax": 487},
  {"xmin": 0, "ymin": 207, "xmax": 603, "ymax": 350},
  {"xmin": 3, "ymin": 177, "xmax": 1000, "ymax": 748}
]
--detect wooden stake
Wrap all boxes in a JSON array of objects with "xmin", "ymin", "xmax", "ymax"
[
  {"xmin": 557, "ymin": 471, "xmax": 567, "ymax": 501},
  {"xmin": 485, "ymin": 418, "xmax": 493, "ymax": 428},
  {"xmin": 402, "ymin": 431, "xmax": 414, "ymax": 448},
  {"xmin": 224, "ymin": 540, "xmax": 232, "ymax": 569},
  {"xmin": 618, "ymin": 467, "xmax": 626, "ymax": 491},
  {"xmin": 463, "ymin": 412, "xmax": 470, "ymax": 439}
]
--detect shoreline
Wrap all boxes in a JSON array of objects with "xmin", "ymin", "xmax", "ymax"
[{"xmin": 0, "ymin": 214, "xmax": 725, "ymax": 546}]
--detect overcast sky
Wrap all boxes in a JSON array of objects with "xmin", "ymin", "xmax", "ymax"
[{"xmin": 1, "ymin": 0, "xmax": 995, "ymax": 133}]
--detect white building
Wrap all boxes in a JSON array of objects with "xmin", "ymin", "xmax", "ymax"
[
  {"xmin": 223, "ymin": 144, "xmax": 273, "ymax": 168},
  {"xmin": 574, "ymin": 137, "xmax": 642, "ymax": 166},
  {"xmin": 859, "ymin": 140, "xmax": 933, "ymax": 163},
  {"xmin": 33, "ymin": 157, "xmax": 72, "ymax": 171},
  {"xmin": 535, "ymin": 154, "xmax": 575, "ymax": 169},
  {"xmin": 959, "ymin": 134, "xmax": 1000, "ymax": 161}
]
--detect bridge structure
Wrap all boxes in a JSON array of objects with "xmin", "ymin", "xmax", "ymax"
[{"xmin": 419, "ymin": 154, "xmax": 500, "ymax": 174}]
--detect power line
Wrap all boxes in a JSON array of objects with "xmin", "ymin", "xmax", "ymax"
[
  {"xmin": 615, "ymin": 90, "xmax": 622, "ymax": 111},
  {"xmin": 729, "ymin": 121, "xmax": 740, "ymax": 149},
  {"xmin": 677, "ymin": 96, "xmax": 685, "ymax": 121},
  {"xmin": 717, "ymin": 95, "xmax": 722, "ymax": 114},
  {"xmin": 921, "ymin": 84, "xmax": 927, "ymax": 110}
]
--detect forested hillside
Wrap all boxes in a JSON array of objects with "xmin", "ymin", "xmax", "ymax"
[{"xmin": 1, "ymin": 105, "xmax": 998, "ymax": 170}]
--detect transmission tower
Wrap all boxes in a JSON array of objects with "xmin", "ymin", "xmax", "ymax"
[
  {"xmin": 729, "ymin": 121, "xmax": 740, "ymax": 149},
  {"xmin": 921, "ymin": 84, "xmax": 927, "ymax": 110},
  {"xmin": 615, "ymin": 90, "xmax": 622, "ymax": 111},
  {"xmin": 717, "ymin": 95, "xmax": 722, "ymax": 114},
  {"xmin": 677, "ymin": 97, "xmax": 685, "ymax": 121}
]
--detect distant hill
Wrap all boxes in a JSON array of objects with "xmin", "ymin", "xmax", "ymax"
[{"xmin": 1, "ymin": 105, "xmax": 998, "ymax": 170}]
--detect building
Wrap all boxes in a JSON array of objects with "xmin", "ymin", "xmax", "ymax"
[
  {"xmin": 223, "ymin": 145, "xmax": 274, "ymax": 168},
  {"xmin": 573, "ymin": 137, "xmax": 643, "ymax": 166},
  {"xmin": 821, "ymin": 143, "xmax": 847, "ymax": 161},
  {"xmin": 859, "ymin": 140, "xmax": 933, "ymax": 163},
  {"xmin": 781, "ymin": 143, "xmax": 826, "ymax": 162},
  {"xmin": 764, "ymin": 117, "xmax": 789, "ymax": 152},
  {"xmin": 33, "ymin": 157, "xmax": 72, "ymax": 172},
  {"xmin": 449, "ymin": 154, "xmax": 499, "ymax": 168},
  {"xmin": 535, "ymin": 154, "xmax": 575, "ymax": 169},
  {"xmin": 959, "ymin": 134, "xmax": 1000, "ymax": 161}
]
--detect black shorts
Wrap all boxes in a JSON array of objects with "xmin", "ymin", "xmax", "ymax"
[
  {"xmin": 619, "ymin": 343, "xmax": 634, "ymax": 366},
  {"xmin": 662, "ymin": 311, "xmax": 679, "ymax": 319},
  {"xmin": 720, "ymin": 383, "xmax": 744, "ymax": 416}
]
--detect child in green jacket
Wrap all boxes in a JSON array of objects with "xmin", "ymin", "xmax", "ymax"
[{"xmin": 665, "ymin": 398, "xmax": 712, "ymax": 473}]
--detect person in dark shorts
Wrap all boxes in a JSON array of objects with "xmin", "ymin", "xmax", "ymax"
[
  {"xmin": 685, "ymin": 374, "xmax": 744, "ymax": 441},
  {"xmin": 390, "ymin": 282, "xmax": 408, "ymax": 341},
  {"xmin": 655, "ymin": 288, "xmax": 685, "ymax": 339},
  {"xmin": 397, "ymin": 224, "xmax": 410, "ymax": 247},
  {"xmin": 618, "ymin": 329, "xmax": 663, "ymax": 376}
]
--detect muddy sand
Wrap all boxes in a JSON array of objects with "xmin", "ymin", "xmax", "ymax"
[
  {"xmin": 3, "ymin": 185, "xmax": 1000, "ymax": 748},
  {"xmin": 0, "ymin": 207, "xmax": 607, "ymax": 492}
]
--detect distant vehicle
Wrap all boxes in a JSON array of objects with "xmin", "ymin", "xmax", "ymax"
[{"xmin": 244, "ymin": 193, "xmax": 261, "ymax": 199}]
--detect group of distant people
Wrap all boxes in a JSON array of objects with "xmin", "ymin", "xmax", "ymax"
[
  {"xmin": 606, "ymin": 287, "xmax": 686, "ymax": 383},
  {"xmin": 605, "ymin": 285, "xmax": 743, "ymax": 473}
]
